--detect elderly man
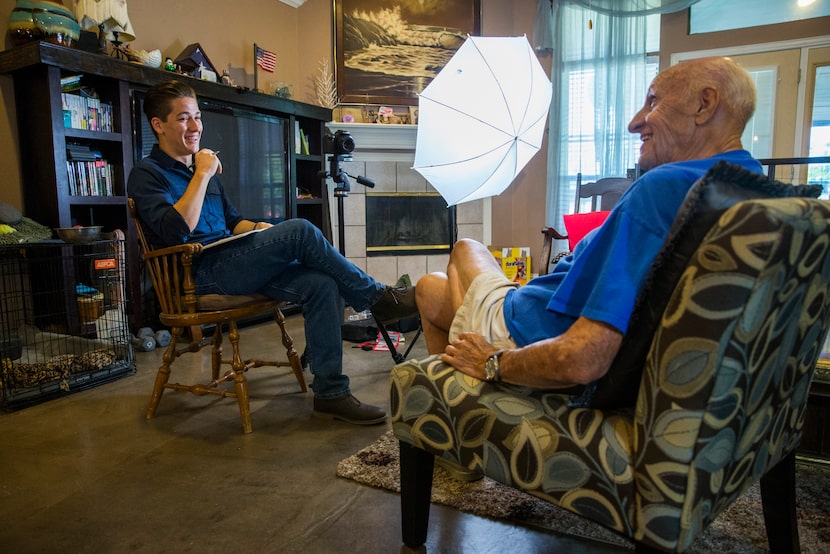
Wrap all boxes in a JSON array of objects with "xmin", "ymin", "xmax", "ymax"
[{"xmin": 416, "ymin": 56, "xmax": 761, "ymax": 392}]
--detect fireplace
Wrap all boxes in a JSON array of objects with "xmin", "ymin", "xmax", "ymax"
[
  {"xmin": 365, "ymin": 193, "xmax": 456, "ymax": 256},
  {"xmin": 325, "ymin": 121, "xmax": 487, "ymax": 287}
]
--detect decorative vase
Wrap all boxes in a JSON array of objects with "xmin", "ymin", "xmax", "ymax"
[{"xmin": 7, "ymin": 0, "xmax": 80, "ymax": 48}]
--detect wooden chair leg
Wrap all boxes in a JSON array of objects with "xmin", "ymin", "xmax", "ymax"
[
  {"xmin": 399, "ymin": 440, "xmax": 435, "ymax": 548},
  {"xmin": 274, "ymin": 306, "xmax": 307, "ymax": 392},
  {"xmin": 761, "ymin": 450, "xmax": 800, "ymax": 554},
  {"xmin": 227, "ymin": 320, "xmax": 253, "ymax": 434},
  {"xmin": 188, "ymin": 324, "xmax": 203, "ymax": 344},
  {"xmin": 211, "ymin": 323, "xmax": 223, "ymax": 380},
  {"xmin": 146, "ymin": 325, "xmax": 182, "ymax": 419}
]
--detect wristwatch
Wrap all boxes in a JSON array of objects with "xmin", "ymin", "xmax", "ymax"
[{"xmin": 483, "ymin": 350, "xmax": 505, "ymax": 382}]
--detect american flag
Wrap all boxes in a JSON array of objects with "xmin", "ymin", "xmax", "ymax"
[{"xmin": 255, "ymin": 45, "xmax": 277, "ymax": 73}]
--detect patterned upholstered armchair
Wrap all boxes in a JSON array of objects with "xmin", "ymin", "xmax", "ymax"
[{"xmin": 390, "ymin": 163, "xmax": 830, "ymax": 553}]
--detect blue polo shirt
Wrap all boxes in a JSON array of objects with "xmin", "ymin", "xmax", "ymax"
[
  {"xmin": 127, "ymin": 145, "xmax": 244, "ymax": 248},
  {"xmin": 503, "ymin": 150, "xmax": 763, "ymax": 346}
]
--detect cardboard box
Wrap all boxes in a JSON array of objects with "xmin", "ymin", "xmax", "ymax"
[{"xmin": 489, "ymin": 246, "xmax": 531, "ymax": 286}]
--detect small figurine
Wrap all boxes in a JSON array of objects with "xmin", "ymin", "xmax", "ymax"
[
  {"xmin": 220, "ymin": 70, "xmax": 234, "ymax": 86},
  {"xmin": 164, "ymin": 57, "xmax": 176, "ymax": 72}
]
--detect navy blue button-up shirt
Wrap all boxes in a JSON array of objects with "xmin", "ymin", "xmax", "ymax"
[{"xmin": 128, "ymin": 145, "xmax": 244, "ymax": 248}]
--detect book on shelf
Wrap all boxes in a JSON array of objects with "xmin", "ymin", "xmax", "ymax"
[
  {"xmin": 61, "ymin": 92, "xmax": 112, "ymax": 132},
  {"xmin": 300, "ymin": 128, "xmax": 310, "ymax": 155},
  {"xmin": 60, "ymin": 74, "xmax": 82, "ymax": 92},
  {"xmin": 67, "ymin": 143, "xmax": 98, "ymax": 161},
  {"xmin": 66, "ymin": 145, "xmax": 115, "ymax": 196}
]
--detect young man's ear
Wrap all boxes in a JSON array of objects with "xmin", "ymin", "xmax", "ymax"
[{"xmin": 150, "ymin": 116, "xmax": 164, "ymax": 134}]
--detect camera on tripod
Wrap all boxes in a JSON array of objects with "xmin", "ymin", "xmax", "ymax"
[
  {"xmin": 325, "ymin": 129, "xmax": 355, "ymax": 156},
  {"xmin": 319, "ymin": 129, "xmax": 374, "ymax": 198},
  {"xmin": 319, "ymin": 128, "xmax": 375, "ymax": 264}
]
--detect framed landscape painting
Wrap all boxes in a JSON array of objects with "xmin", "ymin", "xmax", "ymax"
[{"xmin": 334, "ymin": 0, "xmax": 481, "ymax": 105}]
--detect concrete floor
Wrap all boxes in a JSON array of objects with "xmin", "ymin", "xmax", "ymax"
[{"xmin": 0, "ymin": 315, "xmax": 627, "ymax": 554}]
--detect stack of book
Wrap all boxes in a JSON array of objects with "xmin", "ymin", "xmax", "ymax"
[
  {"xmin": 66, "ymin": 144, "xmax": 115, "ymax": 196},
  {"xmin": 60, "ymin": 75, "xmax": 113, "ymax": 132}
]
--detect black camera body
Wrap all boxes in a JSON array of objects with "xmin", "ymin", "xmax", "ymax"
[
  {"xmin": 325, "ymin": 129, "xmax": 355, "ymax": 155},
  {"xmin": 320, "ymin": 129, "xmax": 373, "ymax": 199}
]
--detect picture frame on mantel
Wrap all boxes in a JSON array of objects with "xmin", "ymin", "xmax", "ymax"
[{"xmin": 334, "ymin": 0, "xmax": 481, "ymax": 106}]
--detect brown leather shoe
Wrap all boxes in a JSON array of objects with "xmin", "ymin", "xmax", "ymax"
[
  {"xmin": 313, "ymin": 394, "xmax": 387, "ymax": 425},
  {"xmin": 371, "ymin": 285, "xmax": 418, "ymax": 324}
]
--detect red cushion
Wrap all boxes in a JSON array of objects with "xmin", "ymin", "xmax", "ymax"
[{"xmin": 563, "ymin": 211, "xmax": 611, "ymax": 250}]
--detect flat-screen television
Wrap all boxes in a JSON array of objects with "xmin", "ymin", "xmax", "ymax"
[{"xmin": 132, "ymin": 93, "xmax": 288, "ymax": 223}]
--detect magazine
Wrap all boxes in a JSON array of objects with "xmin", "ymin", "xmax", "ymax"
[{"xmin": 202, "ymin": 227, "xmax": 266, "ymax": 250}]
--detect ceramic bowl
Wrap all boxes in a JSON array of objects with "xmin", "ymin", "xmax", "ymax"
[{"xmin": 55, "ymin": 225, "xmax": 103, "ymax": 244}]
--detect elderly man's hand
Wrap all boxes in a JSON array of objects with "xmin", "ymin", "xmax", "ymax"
[{"xmin": 441, "ymin": 332, "xmax": 502, "ymax": 380}]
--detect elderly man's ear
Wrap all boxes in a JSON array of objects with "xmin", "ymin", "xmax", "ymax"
[{"xmin": 694, "ymin": 87, "xmax": 719, "ymax": 124}]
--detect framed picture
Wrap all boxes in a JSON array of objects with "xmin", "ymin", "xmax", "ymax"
[
  {"xmin": 334, "ymin": 0, "xmax": 481, "ymax": 106},
  {"xmin": 336, "ymin": 105, "xmax": 365, "ymax": 123}
]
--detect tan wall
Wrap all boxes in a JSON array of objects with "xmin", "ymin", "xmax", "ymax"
[
  {"xmin": 660, "ymin": 11, "xmax": 830, "ymax": 69},
  {"xmin": 483, "ymin": 0, "xmax": 550, "ymax": 260}
]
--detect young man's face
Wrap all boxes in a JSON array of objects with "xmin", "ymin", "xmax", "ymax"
[
  {"xmin": 151, "ymin": 96, "xmax": 202, "ymax": 162},
  {"xmin": 628, "ymin": 72, "xmax": 699, "ymax": 172}
]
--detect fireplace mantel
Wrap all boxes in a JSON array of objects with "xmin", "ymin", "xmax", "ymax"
[{"xmin": 325, "ymin": 122, "xmax": 417, "ymax": 161}]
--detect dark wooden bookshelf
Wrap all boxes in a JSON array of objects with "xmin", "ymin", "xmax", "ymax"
[{"xmin": 0, "ymin": 41, "xmax": 332, "ymax": 330}]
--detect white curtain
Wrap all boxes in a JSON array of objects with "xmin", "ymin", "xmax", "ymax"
[{"xmin": 534, "ymin": 0, "xmax": 700, "ymax": 239}]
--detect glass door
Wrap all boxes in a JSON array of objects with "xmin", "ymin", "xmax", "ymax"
[
  {"xmin": 803, "ymin": 46, "xmax": 830, "ymax": 197},
  {"xmin": 729, "ymin": 50, "xmax": 801, "ymax": 159}
]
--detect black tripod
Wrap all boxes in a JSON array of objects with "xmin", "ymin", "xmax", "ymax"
[{"xmin": 319, "ymin": 152, "xmax": 422, "ymax": 363}]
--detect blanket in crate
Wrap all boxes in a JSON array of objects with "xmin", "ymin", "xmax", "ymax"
[{"xmin": 0, "ymin": 324, "xmax": 126, "ymax": 390}]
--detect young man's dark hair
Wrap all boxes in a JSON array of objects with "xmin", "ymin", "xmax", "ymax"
[{"xmin": 142, "ymin": 80, "xmax": 198, "ymax": 137}]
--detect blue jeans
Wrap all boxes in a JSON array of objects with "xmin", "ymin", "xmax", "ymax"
[{"xmin": 193, "ymin": 219, "xmax": 385, "ymax": 399}]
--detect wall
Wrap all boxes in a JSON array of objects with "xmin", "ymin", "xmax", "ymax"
[
  {"xmin": 660, "ymin": 10, "xmax": 830, "ymax": 69},
  {"xmin": 483, "ymin": 1, "xmax": 551, "ymax": 265}
]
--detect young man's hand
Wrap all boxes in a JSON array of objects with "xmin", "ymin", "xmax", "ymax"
[{"xmin": 194, "ymin": 149, "xmax": 222, "ymax": 176}]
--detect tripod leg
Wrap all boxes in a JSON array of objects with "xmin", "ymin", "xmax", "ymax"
[{"xmin": 376, "ymin": 319, "xmax": 405, "ymax": 364}]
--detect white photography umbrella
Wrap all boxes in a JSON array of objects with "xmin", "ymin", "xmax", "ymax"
[{"xmin": 413, "ymin": 35, "xmax": 552, "ymax": 206}]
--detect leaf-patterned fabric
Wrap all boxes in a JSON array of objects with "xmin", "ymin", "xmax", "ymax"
[{"xmin": 391, "ymin": 198, "xmax": 830, "ymax": 552}]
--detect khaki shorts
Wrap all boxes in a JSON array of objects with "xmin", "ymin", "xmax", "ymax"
[{"xmin": 449, "ymin": 271, "xmax": 519, "ymax": 349}]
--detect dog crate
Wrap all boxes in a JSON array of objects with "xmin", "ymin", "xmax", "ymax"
[{"xmin": 0, "ymin": 239, "xmax": 135, "ymax": 410}]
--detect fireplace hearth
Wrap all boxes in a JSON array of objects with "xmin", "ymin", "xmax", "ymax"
[{"xmin": 366, "ymin": 193, "xmax": 456, "ymax": 256}]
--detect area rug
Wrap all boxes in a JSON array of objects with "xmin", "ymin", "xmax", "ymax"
[{"xmin": 337, "ymin": 430, "xmax": 830, "ymax": 552}]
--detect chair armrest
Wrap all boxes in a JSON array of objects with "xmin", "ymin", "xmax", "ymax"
[
  {"xmin": 539, "ymin": 227, "xmax": 568, "ymax": 276},
  {"xmin": 541, "ymin": 226, "xmax": 568, "ymax": 241},
  {"xmin": 139, "ymin": 242, "xmax": 204, "ymax": 261}
]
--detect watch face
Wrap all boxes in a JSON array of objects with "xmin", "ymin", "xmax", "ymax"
[{"xmin": 484, "ymin": 358, "xmax": 496, "ymax": 381}]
